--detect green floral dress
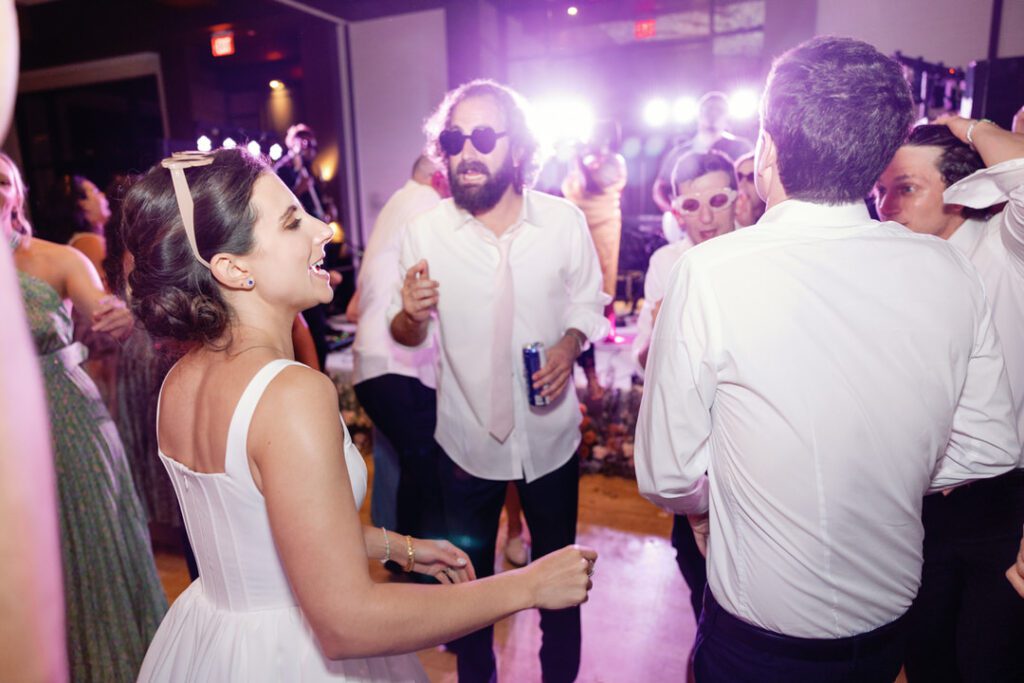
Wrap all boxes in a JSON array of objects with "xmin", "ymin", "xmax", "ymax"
[{"xmin": 18, "ymin": 270, "xmax": 167, "ymax": 682}]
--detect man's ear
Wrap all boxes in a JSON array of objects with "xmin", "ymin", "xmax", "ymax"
[
  {"xmin": 209, "ymin": 253, "xmax": 253, "ymax": 290},
  {"xmin": 755, "ymin": 130, "xmax": 779, "ymax": 201}
]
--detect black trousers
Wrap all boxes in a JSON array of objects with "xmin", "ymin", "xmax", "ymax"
[
  {"xmin": 671, "ymin": 514, "xmax": 708, "ymax": 623},
  {"xmin": 353, "ymin": 374, "xmax": 446, "ymax": 540},
  {"xmin": 438, "ymin": 450, "xmax": 581, "ymax": 683},
  {"xmin": 904, "ymin": 469, "xmax": 1024, "ymax": 683},
  {"xmin": 694, "ymin": 590, "xmax": 906, "ymax": 683}
]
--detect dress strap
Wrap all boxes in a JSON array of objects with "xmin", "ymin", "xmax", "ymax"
[{"xmin": 224, "ymin": 359, "xmax": 304, "ymax": 482}]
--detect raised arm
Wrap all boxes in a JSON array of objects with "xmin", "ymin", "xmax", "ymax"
[
  {"xmin": 941, "ymin": 116, "xmax": 1024, "ymax": 268},
  {"xmin": 251, "ymin": 366, "xmax": 596, "ymax": 659}
]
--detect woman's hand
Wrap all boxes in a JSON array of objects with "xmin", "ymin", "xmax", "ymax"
[
  {"xmin": 409, "ymin": 538, "xmax": 476, "ymax": 584},
  {"xmin": 90, "ymin": 295, "xmax": 134, "ymax": 340},
  {"xmin": 520, "ymin": 544, "xmax": 597, "ymax": 610}
]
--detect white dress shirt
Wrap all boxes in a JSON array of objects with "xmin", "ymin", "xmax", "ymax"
[
  {"xmin": 633, "ymin": 237, "xmax": 693, "ymax": 369},
  {"xmin": 636, "ymin": 199, "xmax": 1020, "ymax": 639},
  {"xmin": 945, "ymin": 158, "xmax": 1024, "ymax": 447},
  {"xmin": 353, "ymin": 179, "xmax": 440, "ymax": 387},
  {"xmin": 389, "ymin": 190, "xmax": 609, "ymax": 482}
]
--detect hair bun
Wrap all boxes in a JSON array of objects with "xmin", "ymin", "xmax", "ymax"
[{"xmin": 134, "ymin": 288, "xmax": 228, "ymax": 346}]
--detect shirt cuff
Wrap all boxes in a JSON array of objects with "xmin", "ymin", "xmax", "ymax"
[
  {"xmin": 639, "ymin": 475, "xmax": 710, "ymax": 516},
  {"xmin": 565, "ymin": 306, "xmax": 611, "ymax": 343},
  {"xmin": 944, "ymin": 157, "xmax": 1024, "ymax": 208}
]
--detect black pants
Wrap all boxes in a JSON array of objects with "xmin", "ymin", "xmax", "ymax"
[
  {"xmin": 438, "ymin": 451, "xmax": 581, "ymax": 683},
  {"xmin": 354, "ymin": 375, "xmax": 446, "ymax": 540},
  {"xmin": 671, "ymin": 514, "xmax": 708, "ymax": 622},
  {"xmin": 904, "ymin": 469, "xmax": 1024, "ymax": 683},
  {"xmin": 694, "ymin": 590, "xmax": 906, "ymax": 683}
]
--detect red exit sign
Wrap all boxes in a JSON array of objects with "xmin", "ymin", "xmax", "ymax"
[
  {"xmin": 211, "ymin": 31, "xmax": 235, "ymax": 57},
  {"xmin": 634, "ymin": 19, "xmax": 656, "ymax": 40}
]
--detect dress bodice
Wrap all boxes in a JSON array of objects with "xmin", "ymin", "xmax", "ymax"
[
  {"xmin": 158, "ymin": 359, "xmax": 368, "ymax": 612},
  {"xmin": 17, "ymin": 269, "xmax": 74, "ymax": 355}
]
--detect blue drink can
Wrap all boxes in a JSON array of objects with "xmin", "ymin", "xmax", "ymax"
[{"xmin": 523, "ymin": 342, "xmax": 550, "ymax": 407}]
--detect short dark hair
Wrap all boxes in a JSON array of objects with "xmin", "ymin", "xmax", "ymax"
[
  {"xmin": 762, "ymin": 36, "xmax": 914, "ymax": 204},
  {"xmin": 906, "ymin": 124, "xmax": 987, "ymax": 220},
  {"xmin": 121, "ymin": 148, "xmax": 265, "ymax": 347},
  {"xmin": 424, "ymin": 79, "xmax": 539, "ymax": 191},
  {"xmin": 671, "ymin": 151, "xmax": 738, "ymax": 194}
]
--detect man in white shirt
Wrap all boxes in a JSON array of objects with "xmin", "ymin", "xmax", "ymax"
[
  {"xmin": 390, "ymin": 79, "xmax": 608, "ymax": 683},
  {"xmin": 635, "ymin": 36, "xmax": 1021, "ymax": 683},
  {"xmin": 634, "ymin": 150, "xmax": 739, "ymax": 372},
  {"xmin": 352, "ymin": 155, "xmax": 446, "ymax": 542},
  {"xmin": 875, "ymin": 119, "xmax": 1024, "ymax": 683}
]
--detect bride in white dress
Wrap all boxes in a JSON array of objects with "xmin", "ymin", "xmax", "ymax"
[{"xmin": 121, "ymin": 148, "xmax": 597, "ymax": 682}]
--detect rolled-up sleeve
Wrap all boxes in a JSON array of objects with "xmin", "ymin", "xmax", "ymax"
[
  {"xmin": 563, "ymin": 206, "xmax": 612, "ymax": 342},
  {"xmin": 386, "ymin": 222, "xmax": 434, "ymax": 349},
  {"xmin": 635, "ymin": 256, "xmax": 718, "ymax": 514}
]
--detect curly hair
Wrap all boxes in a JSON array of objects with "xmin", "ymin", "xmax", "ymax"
[
  {"xmin": 121, "ymin": 148, "xmax": 265, "ymax": 347},
  {"xmin": 423, "ymin": 79, "xmax": 540, "ymax": 191},
  {"xmin": 0, "ymin": 152, "xmax": 32, "ymax": 238},
  {"xmin": 762, "ymin": 36, "xmax": 914, "ymax": 204}
]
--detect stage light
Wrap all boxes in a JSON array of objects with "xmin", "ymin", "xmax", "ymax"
[
  {"xmin": 531, "ymin": 98, "xmax": 595, "ymax": 151},
  {"xmin": 643, "ymin": 98, "xmax": 670, "ymax": 128},
  {"xmin": 672, "ymin": 96, "xmax": 699, "ymax": 124},
  {"xmin": 268, "ymin": 143, "xmax": 283, "ymax": 161},
  {"xmin": 728, "ymin": 89, "xmax": 760, "ymax": 119},
  {"xmin": 329, "ymin": 221, "xmax": 344, "ymax": 244},
  {"xmin": 269, "ymin": 79, "xmax": 284, "ymax": 91},
  {"xmin": 196, "ymin": 135, "xmax": 212, "ymax": 153},
  {"xmin": 222, "ymin": 137, "xmax": 237, "ymax": 150},
  {"xmin": 246, "ymin": 140, "xmax": 261, "ymax": 157},
  {"xmin": 567, "ymin": 6, "xmax": 578, "ymax": 16}
]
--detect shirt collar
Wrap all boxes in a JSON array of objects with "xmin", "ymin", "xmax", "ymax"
[
  {"xmin": 759, "ymin": 198, "xmax": 871, "ymax": 229},
  {"xmin": 946, "ymin": 216, "xmax": 987, "ymax": 255},
  {"xmin": 451, "ymin": 188, "xmax": 541, "ymax": 234}
]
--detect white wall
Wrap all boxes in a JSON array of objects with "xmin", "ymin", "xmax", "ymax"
[
  {"xmin": 815, "ymin": 0, "xmax": 1021, "ymax": 68},
  {"xmin": 347, "ymin": 9, "xmax": 448, "ymax": 249}
]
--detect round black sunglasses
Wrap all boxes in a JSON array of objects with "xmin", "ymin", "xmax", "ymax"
[{"xmin": 439, "ymin": 126, "xmax": 508, "ymax": 156}]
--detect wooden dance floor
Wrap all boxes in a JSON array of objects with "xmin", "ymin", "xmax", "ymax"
[{"xmin": 155, "ymin": 466, "xmax": 695, "ymax": 682}]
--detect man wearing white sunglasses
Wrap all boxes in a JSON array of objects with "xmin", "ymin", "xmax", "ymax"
[{"xmin": 634, "ymin": 150, "xmax": 739, "ymax": 372}]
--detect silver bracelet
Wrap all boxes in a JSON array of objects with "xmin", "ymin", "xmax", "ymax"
[{"xmin": 965, "ymin": 118, "xmax": 993, "ymax": 149}]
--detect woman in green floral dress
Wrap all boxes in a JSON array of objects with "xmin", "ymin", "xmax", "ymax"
[{"xmin": 2, "ymin": 152, "xmax": 167, "ymax": 682}]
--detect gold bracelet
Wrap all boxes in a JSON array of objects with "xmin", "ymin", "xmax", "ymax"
[
  {"xmin": 404, "ymin": 535, "xmax": 415, "ymax": 572},
  {"xmin": 381, "ymin": 527, "xmax": 390, "ymax": 564}
]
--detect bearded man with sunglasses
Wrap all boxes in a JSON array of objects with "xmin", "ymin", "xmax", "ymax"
[
  {"xmin": 635, "ymin": 37, "xmax": 1020, "ymax": 682},
  {"xmin": 389, "ymin": 79, "xmax": 608, "ymax": 683}
]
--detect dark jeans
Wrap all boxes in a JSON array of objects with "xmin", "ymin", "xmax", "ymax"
[
  {"xmin": 904, "ymin": 469, "xmax": 1024, "ymax": 683},
  {"xmin": 354, "ymin": 375, "xmax": 446, "ymax": 540},
  {"xmin": 438, "ymin": 451, "xmax": 581, "ymax": 683},
  {"xmin": 671, "ymin": 514, "xmax": 708, "ymax": 622},
  {"xmin": 694, "ymin": 590, "xmax": 906, "ymax": 683}
]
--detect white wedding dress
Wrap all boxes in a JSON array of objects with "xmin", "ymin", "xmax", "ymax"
[{"xmin": 138, "ymin": 360, "xmax": 428, "ymax": 682}]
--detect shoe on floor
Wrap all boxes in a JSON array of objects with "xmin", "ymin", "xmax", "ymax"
[{"xmin": 504, "ymin": 536, "xmax": 530, "ymax": 567}]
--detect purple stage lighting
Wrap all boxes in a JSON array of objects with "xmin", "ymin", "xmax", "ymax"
[
  {"xmin": 643, "ymin": 98, "xmax": 670, "ymax": 128},
  {"xmin": 246, "ymin": 140, "xmax": 262, "ymax": 157},
  {"xmin": 728, "ymin": 89, "xmax": 760, "ymax": 120},
  {"xmin": 269, "ymin": 143, "xmax": 283, "ymax": 161},
  {"xmin": 672, "ymin": 96, "xmax": 699, "ymax": 124},
  {"xmin": 567, "ymin": 6, "xmax": 578, "ymax": 16},
  {"xmin": 222, "ymin": 137, "xmax": 237, "ymax": 150},
  {"xmin": 196, "ymin": 135, "xmax": 212, "ymax": 153}
]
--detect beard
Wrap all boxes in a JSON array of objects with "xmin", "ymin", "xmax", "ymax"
[{"xmin": 450, "ymin": 155, "xmax": 515, "ymax": 215}]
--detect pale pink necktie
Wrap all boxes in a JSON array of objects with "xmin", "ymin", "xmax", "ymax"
[{"xmin": 489, "ymin": 237, "xmax": 515, "ymax": 442}]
